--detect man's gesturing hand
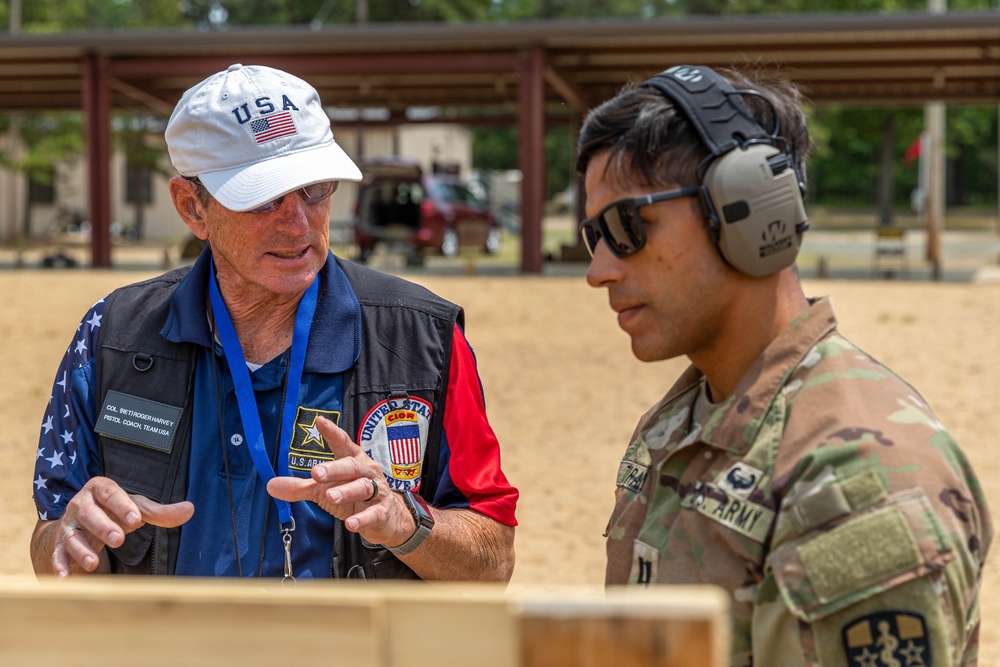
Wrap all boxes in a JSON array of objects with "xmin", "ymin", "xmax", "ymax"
[
  {"xmin": 50, "ymin": 476, "xmax": 194, "ymax": 577},
  {"xmin": 267, "ymin": 416, "xmax": 418, "ymax": 549}
]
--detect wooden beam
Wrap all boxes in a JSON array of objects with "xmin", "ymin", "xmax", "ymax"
[
  {"xmin": 109, "ymin": 76, "xmax": 175, "ymax": 116},
  {"xmin": 0, "ymin": 577, "xmax": 730, "ymax": 667},
  {"xmin": 544, "ymin": 64, "xmax": 591, "ymax": 115}
]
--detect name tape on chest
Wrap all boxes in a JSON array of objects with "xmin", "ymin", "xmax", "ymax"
[
  {"xmin": 94, "ymin": 390, "xmax": 183, "ymax": 453},
  {"xmin": 681, "ymin": 480, "xmax": 775, "ymax": 543},
  {"xmin": 617, "ymin": 460, "xmax": 648, "ymax": 494}
]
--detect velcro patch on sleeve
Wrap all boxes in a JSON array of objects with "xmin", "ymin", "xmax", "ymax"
[
  {"xmin": 841, "ymin": 469, "xmax": 889, "ymax": 512},
  {"xmin": 799, "ymin": 507, "xmax": 922, "ymax": 605},
  {"xmin": 790, "ymin": 471, "xmax": 889, "ymax": 536}
]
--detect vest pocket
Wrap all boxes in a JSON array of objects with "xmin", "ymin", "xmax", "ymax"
[
  {"xmin": 101, "ymin": 438, "xmax": 173, "ymax": 502},
  {"xmin": 108, "ymin": 523, "xmax": 155, "ymax": 570}
]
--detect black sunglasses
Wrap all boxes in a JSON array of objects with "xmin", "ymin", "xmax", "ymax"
[{"xmin": 580, "ymin": 186, "xmax": 701, "ymax": 258}]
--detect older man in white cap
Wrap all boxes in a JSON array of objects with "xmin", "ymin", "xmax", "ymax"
[{"xmin": 29, "ymin": 64, "xmax": 518, "ymax": 582}]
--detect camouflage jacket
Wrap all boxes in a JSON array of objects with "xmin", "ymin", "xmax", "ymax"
[{"xmin": 605, "ymin": 297, "xmax": 992, "ymax": 666}]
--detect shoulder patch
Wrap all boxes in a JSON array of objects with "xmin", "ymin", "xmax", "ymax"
[
  {"xmin": 357, "ymin": 396, "xmax": 433, "ymax": 492},
  {"xmin": 842, "ymin": 611, "xmax": 930, "ymax": 667}
]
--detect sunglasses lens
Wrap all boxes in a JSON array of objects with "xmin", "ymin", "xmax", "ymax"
[
  {"xmin": 302, "ymin": 181, "xmax": 337, "ymax": 203},
  {"xmin": 580, "ymin": 222, "xmax": 601, "ymax": 257},
  {"xmin": 248, "ymin": 200, "xmax": 278, "ymax": 214},
  {"xmin": 601, "ymin": 202, "xmax": 644, "ymax": 257}
]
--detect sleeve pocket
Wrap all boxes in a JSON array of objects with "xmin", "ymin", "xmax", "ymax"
[{"xmin": 770, "ymin": 488, "xmax": 953, "ymax": 623}]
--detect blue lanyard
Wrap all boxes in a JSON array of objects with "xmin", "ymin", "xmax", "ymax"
[{"xmin": 207, "ymin": 258, "xmax": 319, "ymax": 534}]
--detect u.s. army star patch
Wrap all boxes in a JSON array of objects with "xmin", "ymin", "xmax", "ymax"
[
  {"xmin": 287, "ymin": 407, "xmax": 340, "ymax": 471},
  {"xmin": 842, "ymin": 611, "xmax": 930, "ymax": 667}
]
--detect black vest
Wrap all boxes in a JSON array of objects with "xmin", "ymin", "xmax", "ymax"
[{"xmin": 94, "ymin": 255, "xmax": 462, "ymax": 578}]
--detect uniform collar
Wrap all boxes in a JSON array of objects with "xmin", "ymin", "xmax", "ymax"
[
  {"xmin": 161, "ymin": 248, "xmax": 361, "ymax": 374},
  {"xmin": 657, "ymin": 297, "xmax": 839, "ymax": 456}
]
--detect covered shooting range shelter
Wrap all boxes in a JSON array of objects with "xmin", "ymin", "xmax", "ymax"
[{"xmin": 3, "ymin": 10, "xmax": 1000, "ymax": 272}]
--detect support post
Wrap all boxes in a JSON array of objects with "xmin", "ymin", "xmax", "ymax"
[
  {"xmin": 83, "ymin": 52, "xmax": 112, "ymax": 268},
  {"xmin": 518, "ymin": 45, "xmax": 545, "ymax": 274}
]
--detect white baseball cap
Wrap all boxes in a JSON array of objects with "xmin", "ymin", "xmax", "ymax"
[{"xmin": 165, "ymin": 63, "xmax": 362, "ymax": 212}]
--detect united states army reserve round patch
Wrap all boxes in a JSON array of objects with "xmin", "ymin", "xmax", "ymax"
[{"xmin": 357, "ymin": 396, "xmax": 432, "ymax": 492}]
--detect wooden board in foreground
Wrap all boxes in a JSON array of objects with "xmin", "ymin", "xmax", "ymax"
[{"xmin": 0, "ymin": 577, "xmax": 728, "ymax": 667}]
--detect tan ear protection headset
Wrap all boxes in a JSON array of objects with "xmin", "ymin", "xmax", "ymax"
[{"xmin": 639, "ymin": 65, "xmax": 809, "ymax": 277}]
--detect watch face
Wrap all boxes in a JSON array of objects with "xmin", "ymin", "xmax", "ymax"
[
  {"xmin": 408, "ymin": 491, "xmax": 434, "ymax": 528},
  {"xmin": 410, "ymin": 491, "xmax": 430, "ymax": 513}
]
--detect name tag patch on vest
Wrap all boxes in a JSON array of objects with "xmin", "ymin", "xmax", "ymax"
[
  {"xmin": 358, "ymin": 396, "xmax": 432, "ymax": 492},
  {"xmin": 681, "ymin": 480, "xmax": 775, "ymax": 543},
  {"xmin": 95, "ymin": 390, "xmax": 183, "ymax": 453},
  {"xmin": 288, "ymin": 407, "xmax": 341, "ymax": 472}
]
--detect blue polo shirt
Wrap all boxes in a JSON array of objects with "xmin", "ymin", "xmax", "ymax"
[{"xmin": 163, "ymin": 250, "xmax": 360, "ymax": 577}]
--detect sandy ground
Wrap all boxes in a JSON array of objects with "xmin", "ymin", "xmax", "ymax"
[{"xmin": 1, "ymin": 266, "xmax": 997, "ymax": 660}]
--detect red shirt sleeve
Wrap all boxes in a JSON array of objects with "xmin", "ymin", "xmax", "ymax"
[{"xmin": 441, "ymin": 324, "xmax": 518, "ymax": 526}]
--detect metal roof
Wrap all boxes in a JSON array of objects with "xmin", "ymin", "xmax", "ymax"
[
  {"xmin": 3, "ymin": 11, "xmax": 1000, "ymax": 117},
  {"xmin": 4, "ymin": 10, "xmax": 999, "ymax": 272}
]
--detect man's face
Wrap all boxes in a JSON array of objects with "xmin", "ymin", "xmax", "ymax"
[
  {"xmin": 196, "ymin": 187, "xmax": 332, "ymax": 303},
  {"xmin": 584, "ymin": 150, "xmax": 740, "ymax": 363}
]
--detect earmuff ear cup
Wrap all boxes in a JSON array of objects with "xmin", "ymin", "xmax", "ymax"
[{"xmin": 702, "ymin": 144, "xmax": 808, "ymax": 277}]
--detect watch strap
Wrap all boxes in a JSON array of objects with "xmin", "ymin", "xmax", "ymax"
[{"xmin": 385, "ymin": 491, "xmax": 434, "ymax": 557}]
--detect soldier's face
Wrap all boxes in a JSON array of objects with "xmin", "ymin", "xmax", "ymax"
[{"xmin": 584, "ymin": 150, "xmax": 740, "ymax": 363}]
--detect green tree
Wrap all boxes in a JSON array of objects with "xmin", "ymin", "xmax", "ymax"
[{"xmin": 18, "ymin": 0, "xmax": 189, "ymax": 32}]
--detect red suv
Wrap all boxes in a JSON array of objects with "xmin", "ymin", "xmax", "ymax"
[{"xmin": 352, "ymin": 158, "xmax": 502, "ymax": 264}]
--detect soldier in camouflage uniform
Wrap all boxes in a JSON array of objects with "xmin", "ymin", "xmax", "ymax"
[{"xmin": 576, "ymin": 64, "xmax": 992, "ymax": 666}]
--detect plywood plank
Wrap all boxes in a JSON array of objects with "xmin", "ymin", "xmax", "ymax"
[{"xmin": 0, "ymin": 577, "xmax": 727, "ymax": 667}]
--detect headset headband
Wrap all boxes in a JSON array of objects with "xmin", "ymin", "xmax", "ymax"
[{"xmin": 639, "ymin": 65, "xmax": 769, "ymax": 159}]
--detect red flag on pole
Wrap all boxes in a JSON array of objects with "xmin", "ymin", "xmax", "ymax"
[{"xmin": 902, "ymin": 135, "xmax": 922, "ymax": 166}]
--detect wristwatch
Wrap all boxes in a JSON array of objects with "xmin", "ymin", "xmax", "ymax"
[{"xmin": 385, "ymin": 490, "xmax": 434, "ymax": 556}]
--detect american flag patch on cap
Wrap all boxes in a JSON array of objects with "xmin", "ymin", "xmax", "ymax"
[{"xmin": 250, "ymin": 111, "xmax": 297, "ymax": 144}]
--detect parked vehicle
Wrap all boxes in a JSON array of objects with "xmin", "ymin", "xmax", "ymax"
[{"xmin": 352, "ymin": 158, "xmax": 502, "ymax": 264}]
